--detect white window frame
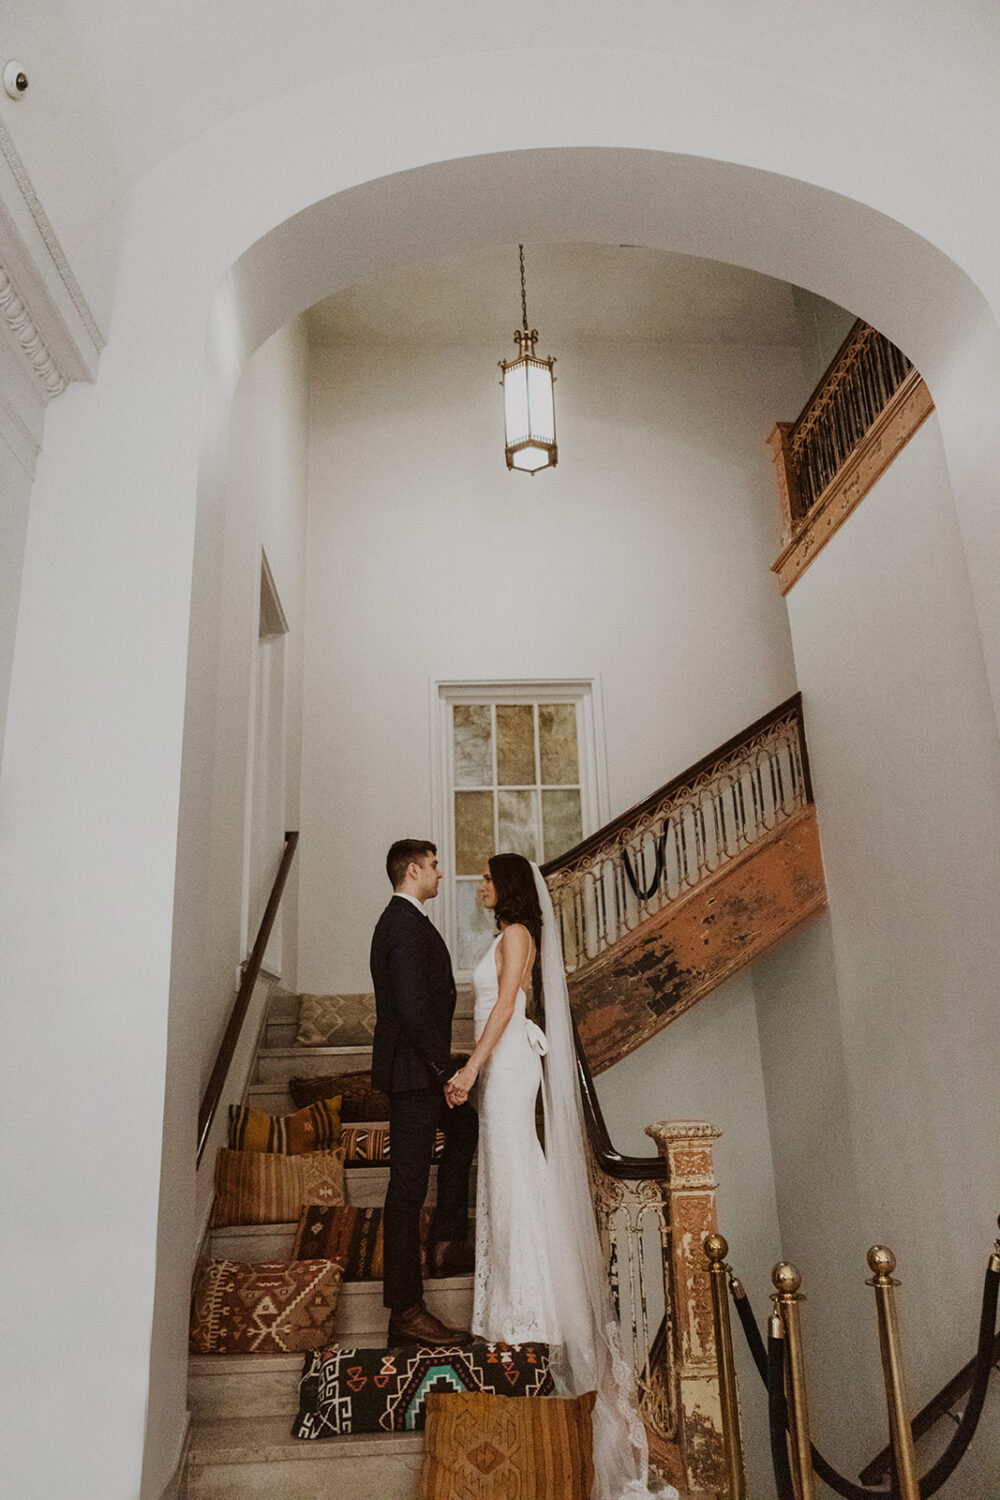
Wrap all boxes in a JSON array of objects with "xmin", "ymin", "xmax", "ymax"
[{"xmin": 431, "ymin": 678, "xmax": 609, "ymax": 978}]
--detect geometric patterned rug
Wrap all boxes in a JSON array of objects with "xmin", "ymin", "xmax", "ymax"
[{"xmin": 293, "ymin": 1340, "xmax": 554, "ymax": 1438}]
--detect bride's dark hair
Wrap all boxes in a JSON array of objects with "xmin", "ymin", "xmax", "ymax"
[{"xmin": 488, "ymin": 852, "xmax": 543, "ymax": 950}]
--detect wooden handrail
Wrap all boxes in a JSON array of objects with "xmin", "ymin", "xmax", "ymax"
[
  {"xmin": 541, "ymin": 691, "xmax": 810, "ymax": 875},
  {"xmin": 573, "ymin": 1020, "xmax": 667, "ymax": 1182},
  {"xmin": 196, "ymin": 829, "xmax": 300, "ymax": 1164},
  {"xmin": 858, "ymin": 1329, "xmax": 1000, "ymax": 1485}
]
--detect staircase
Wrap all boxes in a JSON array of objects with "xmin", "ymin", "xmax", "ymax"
[
  {"xmin": 186, "ymin": 694, "xmax": 828, "ymax": 1499},
  {"xmin": 185, "ymin": 986, "xmax": 477, "ymax": 1499}
]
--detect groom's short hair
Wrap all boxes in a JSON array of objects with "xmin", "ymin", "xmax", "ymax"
[{"xmin": 387, "ymin": 839, "xmax": 437, "ymax": 889}]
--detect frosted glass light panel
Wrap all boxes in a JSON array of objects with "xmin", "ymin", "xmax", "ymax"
[{"xmin": 500, "ymin": 352, "xmax": 557, "ymax": 473}]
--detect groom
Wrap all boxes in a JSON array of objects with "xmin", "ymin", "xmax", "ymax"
[{"xmin": 370, "ymin": 839, "xmax": 478, "ymax": 1347}]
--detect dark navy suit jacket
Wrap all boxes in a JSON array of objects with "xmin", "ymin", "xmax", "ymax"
[{"xmin": 369, "ymin": 895, "xmax": 457, "ymax": 1094}]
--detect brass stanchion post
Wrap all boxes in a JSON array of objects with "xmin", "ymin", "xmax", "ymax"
[
  {"xmin": 866, "ymin": 1246, "xmax": 920, "ymax": 1500},
  {"xmin": 703, "ymin": 1234, "xmax": 747, "ymax": 1500},
  {"xmin": 772, "ymin": 1262, "xmax": 816, "ymax": 1500}
]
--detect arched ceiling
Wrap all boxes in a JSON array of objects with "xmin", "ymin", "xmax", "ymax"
[{"xmin": 305, "ymin": 241, "xmax": 827, "ymax": 349}]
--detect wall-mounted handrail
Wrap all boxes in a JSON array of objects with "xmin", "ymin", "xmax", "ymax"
[{"xmin": 196, "ymin": 829, "xmax": 300, "ymax": 1164}]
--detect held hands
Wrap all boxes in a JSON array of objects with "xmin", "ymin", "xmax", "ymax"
[{"xmin": 444, "ymin": 1061, "xmax": 478, "ymax": 1108}]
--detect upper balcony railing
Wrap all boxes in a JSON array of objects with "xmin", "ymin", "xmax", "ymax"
[
  {"xmin": 768, "ymin": 319, "xmax": 934, "ymax": 593},
  {"xmin": 541, "ymin": 695, "xmax": 811, "ymax": 975},
  {"xmin": 786, "ymin": 321, "xmax": 913, "ymax": 518}
]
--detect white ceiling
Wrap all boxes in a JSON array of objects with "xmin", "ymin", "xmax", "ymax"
[{"xmin": 305, "ymin": 242, "xmax": 808, "ymax": 347}]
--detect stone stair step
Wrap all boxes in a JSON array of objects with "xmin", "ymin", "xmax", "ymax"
[
  {"xmin": 263, "ymin": 1018, "xmax": 299, "ymax": 1048},
  {"xmin": 256, "ymin": 1022, "xmax": 474, "ymax": 1085},
  {"xmin": 188, "ymin": 1277, "xmax": 474, "ymax": 1420},
  {"xmin": 255, "ymin": 1046, "xmax": 373, "ymax": 1083},
  {"xmin": 266, "ymin": 987, "xmax": 301, "ymax": 1024},
  {"xmin": 206, "ymin": 1163, "xmax": 445, "ymax": 1216},
  {"xmin": 209, "ymin": 1211, "xmax": 476, "ymax": 1264},
  {"xmin": 185, "ymin": 1416, "xmax": 424, "ymax": 1500},
  {"xmin": 209, "ymin": 1222, "xmax": 299, "ymax": 1260},
  {"xmin": 269, "ymin": 986, "xmax": 473, "ymax": 1022},
  {"xmin": 189, "ymin": 1353, "xmax": 302, "ymax": 1420},
  {"xmin": 245, "ymin": 1082, "xmax": 296, "ymax": 1112}
]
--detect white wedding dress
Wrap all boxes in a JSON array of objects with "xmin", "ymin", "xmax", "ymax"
[
  {"xmin": 471, "ymin": 933, "xmax": 558, "ymax": 1343},
  {"xmin": 469, "ymin": 870, "xmax": 677, "ymax": 1500}
]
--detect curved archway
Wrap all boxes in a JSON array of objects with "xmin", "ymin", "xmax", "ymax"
[{"xmin": 210, "ymin": 140, "xmax": 1000, "ymax": 712}]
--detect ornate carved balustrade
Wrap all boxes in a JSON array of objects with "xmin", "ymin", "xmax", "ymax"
[
  {"xmin": 768, "ymin": 319, "xmax": 934, "ymax": 593},
  {"xmin": 543, "ymin": 695, "xmax": 825, "ymax": 1071},
  {"xmin": 574, "ymin": 1027, "xmax": 727, "ymax": 1496}
]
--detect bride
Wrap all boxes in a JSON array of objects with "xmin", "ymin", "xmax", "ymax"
[{"xmin": 445, "ymin": 852, "xmax": 676, "ymax": 1500}]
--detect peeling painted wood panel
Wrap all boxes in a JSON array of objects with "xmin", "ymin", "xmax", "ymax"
[{"xmin": 571, "ymin": 806, "xmax": 826, "ymax": 1073}]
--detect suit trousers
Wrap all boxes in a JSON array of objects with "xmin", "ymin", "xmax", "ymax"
[{"xmin": 382, "ymin": 1087, "xmax": 478, "ymax": 1311}]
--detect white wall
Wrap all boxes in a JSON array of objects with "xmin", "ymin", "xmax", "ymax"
[
  {"xmin": 596, "ymin": 972, "xmax": 782, "ymax": 1499},
  {"xmin": 298, "ymin": 333, "xmax": 803, "ymax": 990},
  {"xmin": 753, "ymin": 413, "xmax": 1000, "ymax": 1484},
  {"xmin": 142, "ymin": 317, "xmax": 310, "ymax": 1497},
  {"xmin": 0, "ymin": 429, "xmax": 33, "ymax": 766}
]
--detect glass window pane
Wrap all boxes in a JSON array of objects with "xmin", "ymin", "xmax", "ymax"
[
  {"xmin": 542, "ymin": 789, "xmax": 583, "ymax": 861},
  {"xmin": 455, "ymin": 878, "xmax": 496, "ymax": 972},
  {"xmin": 453, "ymin": 703, "xmax": 492, "ymax": 788},
  {"xmin": 496, "ymin": 703, "xmax": 535, "ymax": 785},
  {"xmin": 497, "ymin": 789, "xmax": 539, "ymax": 861},
  {"xmin": 538, "ymin": 703, "xmax": 579, "ymax": 785},
  {"xmin": 454, "ymin": 790, "xmax": 494, "ymax": 875}
]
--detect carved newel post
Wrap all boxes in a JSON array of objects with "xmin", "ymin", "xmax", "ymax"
[
  {"xmin": 766, "ymin": 421, "xmax": 802, "ymax": 547},
  {"xmin": 646, "ymin": 1120, "xmax": 725, "ymax": 1496}
]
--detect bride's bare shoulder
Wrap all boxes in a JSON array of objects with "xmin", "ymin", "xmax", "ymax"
[{"xmin": 497, "ymin": 920, "xmax": 529, "ymax": 949}]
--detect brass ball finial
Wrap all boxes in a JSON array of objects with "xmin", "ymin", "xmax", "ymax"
[
  {"xmin": 704, "ymin": 1233, "xmax": 729, "ymax": 1263},
  {"xmin": 867, "ymin": 1245, "xmax": 897, "ymax": 1278},
  {"xmin": 772, "ymin": 1261, "xmax": 801, "ymax": 1294}
]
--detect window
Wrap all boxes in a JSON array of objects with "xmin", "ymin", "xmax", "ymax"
[{"xmin": 435, "ymin": 681, "xmax": 607, "ymax": 975}]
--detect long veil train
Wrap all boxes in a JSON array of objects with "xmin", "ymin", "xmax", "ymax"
[{"xmin": 530, "ymin": 863, "xmax": 677, "ymax": 1500}]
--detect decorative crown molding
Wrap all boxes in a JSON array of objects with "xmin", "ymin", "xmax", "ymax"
[
  {"xmin": 0, "ymin": 262, "xmax": 66, "ymax": 399},
  {"xmin": 0, "ymin": 117, "xmax": 104, "ymax": 354}
]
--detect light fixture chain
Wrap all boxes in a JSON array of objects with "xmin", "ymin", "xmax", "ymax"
[{"xmin": 519, "ymin": 243, "xmax": 529, "ymax": 332}]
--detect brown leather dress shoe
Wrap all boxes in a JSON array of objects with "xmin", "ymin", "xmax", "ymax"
[
  {"xmin": 430, "ymin": 1239, "xmax": 476, "ymax": 1278},
  {"xmin": 386, "ymin": 1300, "xmax": 472, "ymax": 1348}
]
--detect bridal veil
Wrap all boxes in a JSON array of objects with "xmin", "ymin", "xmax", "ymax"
[{"xmin": 530, "ymin": 863, "xmax": 676, "ymax": 1500}]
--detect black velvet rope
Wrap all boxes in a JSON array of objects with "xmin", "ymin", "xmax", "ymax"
[
  {"xmin": 767, "ymin": 1330, "xmax": 797, "ymax": 1500},
  {"xmin": 621, "ymin": 833, "xmax": 664, "ymax": 902},
  {"xmin": 733, "ymin": 1284, "xmax": 767, "ymax": 1382},
  {"xmin": 918, "ymin": 1265, "xmax": 999, "ymax": 1495},
  {"xmin": 731, "ymin": 1266, "xmax": 1000, "ymax": 1500},
  {"xmin": 734, "ymin": 1287, "xmax": 885, "ymax": 1500}
]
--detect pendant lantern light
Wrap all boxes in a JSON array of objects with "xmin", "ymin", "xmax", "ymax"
[{"xmin": 498, "ymin": 245, "xmax": 557, "ymax": 474}]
